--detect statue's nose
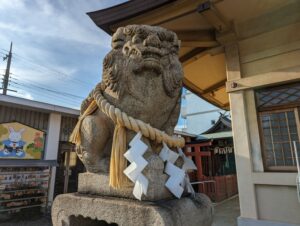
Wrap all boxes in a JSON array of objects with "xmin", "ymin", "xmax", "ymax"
[{"xmin": 143, "ymin": 34, "xmax": 161, "ymax": 48}]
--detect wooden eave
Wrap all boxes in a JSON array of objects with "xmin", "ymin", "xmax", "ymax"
[
  {"xmin": 87, "ymin": 0, "xmax": 176, "ymax": 35},
  {"xmin": 87, "ymin": 0, "xmax": 296, "ymax": 110}
]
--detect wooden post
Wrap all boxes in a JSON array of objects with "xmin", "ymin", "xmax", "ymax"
[
  {"xmin": 63, "ymin": 149, "xmax": 71, "ymax": 194},
  {"xmin": 225, "ymin": 43, "xmax": 258, "ymax": 219}
]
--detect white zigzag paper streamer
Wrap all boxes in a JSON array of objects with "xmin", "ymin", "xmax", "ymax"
[
  {"xmin": 178, "ymin": 148, "xmax": 197, "ymax": 171},
  {"xmin": 160, "ymin": 143, "xmax": 197, "ymax": 198},
  {"xmin": 123, "ymin": 132, "xmax": 149, "ymax": 200},
  {"xmin": 159, "ymin": 142, "xmax": 179, "ymax": 163},
  {"xmin": 165, "ymin": 161, "xmax": 185, "ymax": 198},
  {"xmin": 160, "ymin": 142, "xmax": 184, "ymax": 198},
  {"xmin": 178, "ymin": 148, "xmax": 197, "ymax": 197}
]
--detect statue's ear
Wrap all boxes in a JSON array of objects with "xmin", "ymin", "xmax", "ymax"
[{"xmin": 102, "ymin": 51, "xmax": 121, "ymax": 92}]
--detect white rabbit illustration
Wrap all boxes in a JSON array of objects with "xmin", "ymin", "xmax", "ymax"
[{"xmin": 3, "ymin": 127, "xmax": 26, "ymax": 156}]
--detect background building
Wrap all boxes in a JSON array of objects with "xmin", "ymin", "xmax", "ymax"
[{"xmin": 0, "ymin": 94, "xmax": 79, "ymax": 214}]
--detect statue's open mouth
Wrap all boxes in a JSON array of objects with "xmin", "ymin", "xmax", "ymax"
[
  {"xmin": 142, "ymin": 49, "xmax": 162, "ymax": 64},
  {"xmin": 143, "ymin": 51, "xmax": 161, "ymax": 61}
]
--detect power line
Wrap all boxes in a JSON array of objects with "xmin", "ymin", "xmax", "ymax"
[
  {"xmin": 10, "ymin": 80, "xmax": 83, "ymax": 103},
  {"xmin": 10, "ymin": 83, "xmax": 81, "ymax": 108},
  {"xmin": 0, "ymin": 45, "xmax": 91, "ymax": 107},
  {"xmin": 10, "ymin": 75, "xmax": 85, "ymax": 99},
  {"xmin": 2, "ymin": 45, "xmax": 95, "ymax": 88},
  {"xmin": 12, "ymin": 53, "xmax": 94, "ymax": 87}
]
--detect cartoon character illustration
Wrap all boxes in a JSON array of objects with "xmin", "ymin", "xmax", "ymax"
[{"xmin": 1, "ymin": 127, "xmax": 26, "ymax": 157}]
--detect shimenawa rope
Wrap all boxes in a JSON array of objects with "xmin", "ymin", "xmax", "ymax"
[{"xmin": 70, "ymin": 83, "xmax": 185, "ymax": 188}]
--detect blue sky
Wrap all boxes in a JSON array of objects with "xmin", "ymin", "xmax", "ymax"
[{"xmin": 0, "ymin": 0, "xmax": 127, "ymax": 108}]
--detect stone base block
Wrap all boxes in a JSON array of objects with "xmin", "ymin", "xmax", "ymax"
[
  {"xmin": 78, "ymin": 172, "xmax": 172, "ymax": 201},
  {"xmin": 52, "ymin": 193, "xmax": 213, "ymax": 226}
]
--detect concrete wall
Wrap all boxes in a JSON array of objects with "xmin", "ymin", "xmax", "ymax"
[{"xmin": 225, "ymin": 11, "xmax": 300, "ymax": 225}]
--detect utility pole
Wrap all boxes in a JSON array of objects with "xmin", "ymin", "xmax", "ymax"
[{"xmin": 3, "ymin": 42, "xmax": 12, "ymax": 95}]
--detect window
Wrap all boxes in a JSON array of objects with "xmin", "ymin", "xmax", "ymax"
[{"xmin": 256, "ymin": 83, "xmax": 300, "ymax": 171}]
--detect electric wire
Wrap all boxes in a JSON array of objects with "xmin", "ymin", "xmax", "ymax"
[
  {"xmin": 2, "ymin": 46, "xmax": 95, "ymax": 88},
  {"xmin": 10, "ymin": 83, "xmax": 81, "ymax": 108},
  {"xmin": 10, "ymin": 75, "xmax": 85, "ymax": 99},
  {"xmin": 0, "ymin": 46, "xmax": 90, "ymax": 107},
  {"xmin": 10, "ymin": 80, "xmax": 82, "ymax": 104},
  {"xmin": 12, "ymin": 53, "xmax": 94, "ymax": 87}
]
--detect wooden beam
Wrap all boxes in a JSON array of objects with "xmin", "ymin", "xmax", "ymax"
[
  {"xmin": 182, "ymin": 46, "xmax": 223, "ymax": 66},
  {"xmin": 226, "ymin": 67, "xmax": 300, "ymax": 93},
  {"xmin": 202, "ymin": 79, "xmax": 226, "ymax": 95},
  {"xmin": 197, "ymin": 1, "xmax": 230, "ymax": 33},
  {"xmin": 180, "ymin": 40, "xmax": 218, "ymax": 48},
  {"xmin": 179, "ymin": 47, "xmax": 205, "ymax": 63},
  {"xmin": 177, "ymin": 30, "xmax": 218, "ymax": 47},
  {"xmin": 176, "ymin": 30, "xmax": 215, "ymax": 41}
]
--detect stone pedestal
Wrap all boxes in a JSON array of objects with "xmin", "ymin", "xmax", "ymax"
[
  {"xmin": 78, "ymin": 172, "xmax": 172, "ymax": 201},
  {"xmin": 52, "ymin": 193, "xmax": 213, "ymax": 226}
]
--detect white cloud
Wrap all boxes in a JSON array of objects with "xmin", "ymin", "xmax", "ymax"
[
  {"xmin": 0, "ymin": 0, "xmax": 125, "ymax": 107},
  {"xmin": 0, "ymin": 0, "xmax": 24, "ymax": 10},
  {"xmin": 0, "ymin": 0, "xmax": 111, "ymax": 48}
]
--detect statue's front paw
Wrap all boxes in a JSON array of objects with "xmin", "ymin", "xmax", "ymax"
[{"xmin": 81, "ymin": 150, "xmax": 101, "ymax": 173}]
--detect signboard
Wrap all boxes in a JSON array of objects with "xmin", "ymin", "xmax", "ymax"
[
  {"xmin": 214, "ymin": 146, "xmax": 233, "ymax": 154},
  {"xmin": 0, "ymin": 122, "xmax": 45, "ymax": 159}
]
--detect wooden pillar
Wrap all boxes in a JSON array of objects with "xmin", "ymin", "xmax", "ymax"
[
  {"xmin": 195, "ymin": 145, "xmax": 203, "ymax": 179},
  {"xmin": 225, "ymin": 43, "xmax": 258, "ymax": 219}
]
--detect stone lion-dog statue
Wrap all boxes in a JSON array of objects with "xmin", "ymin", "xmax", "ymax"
[{"xmin": 75, "ymin": 25, "xmax": 183, "ymax": 178}]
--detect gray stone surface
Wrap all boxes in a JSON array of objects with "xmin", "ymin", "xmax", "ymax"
[
  {"xmin": 78, "ymin": 154, "xmax": 177, "ymax": 201},
  {"xmin": 77, "ymin": 25, "xmax": 183, "ymax": 179},
  {"xmin": 52, "ymin": 193, "xmax": 213, "ymax": 226}
]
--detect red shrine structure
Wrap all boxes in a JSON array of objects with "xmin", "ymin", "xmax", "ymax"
[{"xmin": 184, "ymin": 114, "xmax": 238, "ymax": 202}]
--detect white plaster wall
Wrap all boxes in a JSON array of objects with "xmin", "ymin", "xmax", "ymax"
[
  {"xmin": 44, "ymin": 113, "xmax": 62, "ymax": 205},
  {"xmin": 255, "ymin": 185, "xmax": 300, "ymax": 224}
]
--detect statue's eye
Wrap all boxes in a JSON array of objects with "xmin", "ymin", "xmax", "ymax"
[
  {"xmin": 132, "ymin": 35, "xmax": 142, "ymax": 44},
  {"xmin": 112, "ymin": 38, "xmax": 124, "ymax": 49}
]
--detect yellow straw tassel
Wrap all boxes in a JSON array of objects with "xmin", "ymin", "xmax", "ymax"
[
  {"xmin": 69, "ymin": 99, "xmax": 98, "ymax": 146},
  {"xmin": 69, "ymin": 84, "xmax": 185, "ymax": 189},
  {"xmin": 109, "ymin": 124, "xmax": 130, "ymax": 188}
]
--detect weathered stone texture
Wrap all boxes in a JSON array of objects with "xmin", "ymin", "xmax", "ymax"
[
  {"xmin": 52, "ymin": 193, "xmax": 213, "ymax": 226},
  {"xmin": 78, "ymin": 154, "xmax": 177, "ymax": 201},
  {"xmin": 77, "ymin": 25, "xmax": 183, "ymax": 175}
]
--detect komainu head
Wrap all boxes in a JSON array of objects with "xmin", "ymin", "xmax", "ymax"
[{"xmin": 102, "ymin": 25, "xmax": 183, "ymax": 98}]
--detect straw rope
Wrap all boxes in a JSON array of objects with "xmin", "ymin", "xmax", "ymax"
[
  {"xmin": 70, "ymin": 83, "xmax": 185, "ymax": 188},
  {"xmin": 92, "ymin": 83, "xmax": 185, "ymax": 148}
]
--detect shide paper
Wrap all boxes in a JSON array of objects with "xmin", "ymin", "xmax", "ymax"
[
  {"xmin": 123, "ymin": 132, "xmax": 149, "ymax": 200},
  {"xmin": 124, "ymin": 135, "xmax": 197, "ymax": 200}
]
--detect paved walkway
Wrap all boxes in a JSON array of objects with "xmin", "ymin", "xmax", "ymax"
[
  {"xmin": 0, "ymin": 196, "xmax": 240, "ymax": 226},
  {"xmin": 212, "ymin": 195, "xmax": 240, "ymax": 226},
  {"xmin": 0, "ymin": 209, "xmax": 52, "ymax": 226}
]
